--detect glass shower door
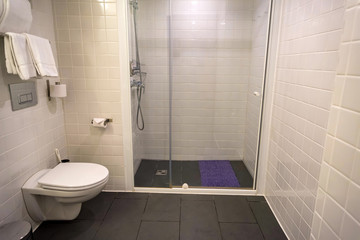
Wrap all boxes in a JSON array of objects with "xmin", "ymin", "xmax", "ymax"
[
  {"xmin": 131, "ymin": 0, "xmax": 172, "ymax": 188},
  {"xmin": 169, "ymin": 0, "xmax": 272, "ymax": 189},
  {"xmin": 131, "ymin": 0, "xmax": 272, "ymax": 189}
]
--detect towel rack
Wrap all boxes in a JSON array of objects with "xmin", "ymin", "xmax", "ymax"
[{"xmin": 0, "ymin": 33, "xmax": 53, "ymax": 45}]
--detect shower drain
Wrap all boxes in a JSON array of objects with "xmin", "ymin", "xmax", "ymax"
[{"xmin": 155, "ymin": 170, "xmax": 168, "ymax": 176}]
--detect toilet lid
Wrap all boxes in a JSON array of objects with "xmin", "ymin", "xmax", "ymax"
[{"xmin": 38, "ymin": 163, "xmax": 109, "ymax": 191}]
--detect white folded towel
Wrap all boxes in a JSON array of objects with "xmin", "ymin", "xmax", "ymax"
[
  {"xmin": 4, "ymin": 36, "xmax": 17, "ymax": 74},
  {"xmin": 5, "ymin": 33, "xmax": 37, "ymax": 80},
  {"xmin": 24, "ymin": 34, "xmax": 59, "ymax": 77}
]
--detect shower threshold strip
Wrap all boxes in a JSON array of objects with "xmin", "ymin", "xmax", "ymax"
[{"xmin": 133, "ymin": 187, "xmax": 258, "ymax": 196}]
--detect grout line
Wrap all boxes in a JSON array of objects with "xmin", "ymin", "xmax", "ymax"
[
  {"xmin": 140, "ymin": 220, "xmax": 179, "ymax": 223},
  {"xmin": 91, "ymin": 195, "xmax": 116, "ymax": 240},
  {"xmin": 135, "ymin": 220, "xmax": 142, "ymax": 240},
  {"xmin": 135, "ymin": 195, "xmax": 149, "ymax": 240},
  {"xmin": 247, "ymin": 201, "xmax": 259, "ymax": 224},
  {"xmin": 213, "ymin": 198, "xmax": 224, "ymax": 240},
  {"xmin": 248, "ymin": 201, "xmax": 267, "ymax": 240},
  {"xmin": 179, "ymin": 195, "xmax": 182, "ymax": 240}
]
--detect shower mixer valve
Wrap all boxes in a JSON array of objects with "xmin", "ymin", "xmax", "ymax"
[
  {"xmin": 130, "ymin": 60, "xmax": 140, "ymax": 76},
  {"xmin": 130, "ymin": 61, "xmax": 146, "ymax": 88},
  {"xmin": 130, "ymin": 78, "xmax": 145, "ymax": 89}
]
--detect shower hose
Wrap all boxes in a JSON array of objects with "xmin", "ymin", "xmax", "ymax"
[{"xmin": 136, "ymin": 84, "xmax": 145, "ymax": 130}]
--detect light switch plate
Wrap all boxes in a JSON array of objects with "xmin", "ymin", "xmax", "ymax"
[{"xmin": 9, "ymin": 82, "xmax": 38, "ymax": 111}]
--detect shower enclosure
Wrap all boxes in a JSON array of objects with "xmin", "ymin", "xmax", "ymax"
[{"xmin": 129, "ymin": 0, "xmax": 272, "ymax": 189}]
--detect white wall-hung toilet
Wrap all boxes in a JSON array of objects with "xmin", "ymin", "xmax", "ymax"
[{"xmin": 22, "ymin": 163, "xmax": 109, "ymax": 222}]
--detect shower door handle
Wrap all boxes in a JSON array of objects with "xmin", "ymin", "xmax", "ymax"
[{"xmin": 253, "ymin": 91, "xmax": 261, "ymax": 97}]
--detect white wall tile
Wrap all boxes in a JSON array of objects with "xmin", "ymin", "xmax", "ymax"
[
  {"xmin": 345, "ymin": 183, "xmax": 360, "ymax": 222},
  {"xmin": 52, "ymin": 0, "xmax": 124, "ymax": 190},
  {"xmin": 310, "ymin": 2, "xmax": 360, "ymax": 240},
  {"xmin": 347, "ymin": 42, "xmax": 360, "ymax": 76},
  {"xmin": 336, "ymin": 109, "xmax": 360, "ymax": 145},
  {"xmin": 265, "ymin": 0, "xmax": 348, "ymax": 239},
  {"xmin": 340, "ymin": 212, "xmax": 360, "ymax": 240},
  {"xmin": 342, "ymin": 77, "xmax": 360, "ymax": 112},
  {"xmin": 0, "ymin": 0, "xmax": 66, "ymax": 228},
  {"xmin": 330, "ymin": 139, "xmax": 356, "ymax": 175},
  {"xmin": 322, "ymin": 196, "xmax": 345, "ymax": 234},
  {"xmin": 350, "ymin": 150, "xmax": 360, "ymax": 185},
  {"xmin": 318, "ymin": 221, "xmax": 340, "ymax": 240}
]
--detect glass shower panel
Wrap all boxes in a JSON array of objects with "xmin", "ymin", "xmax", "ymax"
[
  {"xmin": 170, "ymin": 0, "xmax": 271, "ymax": 189},
  {"xmin": 131, "ymin": 0, "xmax": 272, "ymax": 189},
  {"xmin": 131, "ymin": 0, "xmax": 172, "ymax": 188}
]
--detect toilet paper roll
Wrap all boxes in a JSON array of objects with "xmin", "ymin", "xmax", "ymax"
[
  {"xmin": 92, "ymin": 118, "xmax": 108, "ymax": 128},
  {"xmin": 50, "ymin": 84, "xmax": 67, "ymax": 98}
]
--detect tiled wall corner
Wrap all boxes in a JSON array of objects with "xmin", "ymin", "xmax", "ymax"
[
  {"xmin": 52, "ymin": 0, "xmax": 125, "ymax": 190},
  {"xmin": 0, "ymin": 0, "xmax": 66, "ymax": 227},
  {"xmin": 265, "ymin": 0, "xmax": 346, "ymax": 239},
  {"xmin": 310, "ymin": 2, "xmax": 360, "ymax": 240}
]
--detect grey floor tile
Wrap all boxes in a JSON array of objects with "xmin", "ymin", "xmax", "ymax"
[
  {"xmin": 249, "ymin": 201, "xmax": 287, "ymax": 240},
  {"xmin": 220, "ymin": 223, "xmax": 264, "ymax": 240},
  {"xmin": 135, "ymin": 160, "xmax": 157, "ymax": 187},
  {"xmin": 34, "ymin": 220, "xmax": 101, "ymax": 240},
  {"xmin": 182, "ymin": 161, "xmax": 201, "ymax": 187},
  {"xmin": 142, "ymin": 194, "xmax": 180, "ymax": 221},
  {"xmin": 105, "ymin": 199, "xmax": 147, "ymax": 221},
  {"xmin": 116, "ymin": 192, "xmax": 149, "ymax": 199},
  {"xmin": 137, "ymin": 221, "xmax": 179, "ymax": 240},
  {"xmin": 94, "ymin": 220, "xmax": 141, "ymax": 240},
  {"xmin": 214, "ymin": 196, "xmax": 256, "ymax": 223},
  {"xmin": 181, "ymin": 200, "xmax": 219, "ymax": 222},
  {"xmin": 230, "ymin": 161, "xmax": 253, "ymax": 188},
  {"xmin": 180, "ymin": 200, "xmax": 221, "ymax": 240},
  {"xmin": 94, "ymin": 199, "xmax": 147, "ymax": 240},
  {"xmin": 77, "ymin": 192, "xmax": 116, "ymax": 220},
  {"xmin": 246, "ymin": 196, "xmax": 266, "ymax": 202},
  {"xmin": 181, "ymin": 194, "xmax": 214, "ymax": 201},
  {"xmin": 34, "ymin": 194, "xmax": 287, "ymax": 240}
]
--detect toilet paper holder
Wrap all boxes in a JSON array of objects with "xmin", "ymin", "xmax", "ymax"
[
  {"xmin": 90, "ymin": 118, "xmax": 112, "ymax": 124},
  {"xmin": 47, "ymin": 80, "xmax": 67, "ymax": 101}
]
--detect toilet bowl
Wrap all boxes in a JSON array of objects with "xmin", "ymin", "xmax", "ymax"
[{"xmin": 22, "ymin": 162, "xmax": 109, "ymax": 222}]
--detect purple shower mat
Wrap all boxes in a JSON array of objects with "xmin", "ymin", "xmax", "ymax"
[{"xmin": 199, "ymin": 160, "xmax": 240, "ymax": 187}]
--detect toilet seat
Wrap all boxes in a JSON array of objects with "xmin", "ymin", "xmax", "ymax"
[{"xmin": 38, "ymin": 163, "xmax": 109, "ymax": 191}]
